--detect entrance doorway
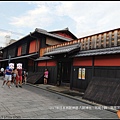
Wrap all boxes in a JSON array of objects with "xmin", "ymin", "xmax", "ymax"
[{"xmin": 57, "ymin": 60, "xmax": 71, "ymax": 86}]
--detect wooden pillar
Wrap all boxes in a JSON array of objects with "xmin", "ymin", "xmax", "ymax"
[
  {"xmin": 80, "ymin": 39, "xmax": 83, "ymax": 50},
  {"xmin": 70, "ymin": 59, "xmax": 73, "ymax": 90},
  {"xmin": 94, "ymin": 35, "xmax": 97, "ymax": 49},
  {"xmin": 98, "ymin": 34, "xmax": 102, "ymax": 48},
  {"xmin": 91, "ymin": 36, "xmax": 94, "ymax": 49},
  {"xmin": 114, "ymin": 30, "xmax": 118, "ymax": 46},
  {"xmin": 103, "ymin": 33, "xmax": 106, "ymax": 48},
  {"xmin": 84, "ymin": 38, "xmax": 86, "ymax": 50},
  {"xmin": 92, "ymin": 56, "xmax": 95, "ymax": 77},
  {"xmin": 109, "ymin": 32, "xmax": 112, "ymax": 47},
  {"xmin": 87, "ymin": 37, "xmax": 90, "ymax": 50}
]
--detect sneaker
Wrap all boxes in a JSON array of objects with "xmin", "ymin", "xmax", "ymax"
[
  {"xmin": 16, "ymin": 85, "xmax": 18, "ymax": 88},
  {"xmin": 9, "ymin": 86, "xmax": 12, "ymax": 88},
  {"xmin": 2, "ymin": 85, "xmax": 4, "ymax": 88},
  {"xmin": 19, "ymin": 85, "xmax": 22, "ymax": 88}
]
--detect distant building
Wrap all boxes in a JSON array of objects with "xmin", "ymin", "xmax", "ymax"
[
  {"xmin": 8, "ymin": 39, "xmax": 17, "ymax": 45},
  {"xmin": 5, "ymin": 35, "xmax": 17, "ymax": 46}
]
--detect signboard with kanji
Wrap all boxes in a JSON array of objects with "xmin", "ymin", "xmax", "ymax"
[
  {"xmin": 78, "ymin": 68, "xmax": 86, "ymax": 80},
  {"xmin": 78, "ymin": 68, "xmax": 82, "ymax": 79}
]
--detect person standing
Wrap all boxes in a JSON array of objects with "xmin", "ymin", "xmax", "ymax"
[
  {"xmin": 44, "ymin": 69, "xmax": 49, "ymax": 84},
  {"xmin": 22, "ymin": 69, "xmax": 28, "ymax": 84},
  {"xmin": 2, "ymin": 66, "xmax": 12, "ymax": 88},
  {"xmin": 17, "ymin": 69, "xmax": 22, "ymax": 88}
]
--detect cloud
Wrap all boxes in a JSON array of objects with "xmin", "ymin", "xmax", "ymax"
[
  {"xmin": 9, "ymin": 1, "xmax": 120, "ymax": 38},
  {"xmin": 0, "ymin": 31, "xmax": 11, "ymax": 47},
  {"xmin": 0, "ymin": 30, "xmax": 24, "ymax": 47},
  {"xmin": 10, "ymin": 2, "xmax": 56, "ymax": 29}
]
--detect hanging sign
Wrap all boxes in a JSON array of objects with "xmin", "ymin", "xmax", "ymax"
[
  {"xmin": 78, "ymin": 68, "xmax": 86, "ymax": 80},
  {"xmin": 82, "ymin": 68, "xmax": 85, "ymax": 80},
  {"xmin": 78, "ymin": 68, "xmax": 82, "ymax": 79}
]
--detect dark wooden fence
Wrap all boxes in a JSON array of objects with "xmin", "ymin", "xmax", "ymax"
[
  {"xmin": 27, "ymin": 72, "xmax": 44, "ymax": 84},
  {"xmin": 83, "ymin": 77, "xmax": 120, "ymax": 106}
]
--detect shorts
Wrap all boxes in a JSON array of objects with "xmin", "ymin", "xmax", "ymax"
[
  {"xmin": 16, "ymin": 76, "xmax": 22, "ymax": 81},
  {"xmin": 19, "ymin": 76, "xmax": 22, "ymax": 81},
  {"xmin": 44, "ymin": 75, "xmax": 48, "ymax": 79},
  {"xmin": 4, "ymin": 75, "xmax": 12, "ymax": 81}
]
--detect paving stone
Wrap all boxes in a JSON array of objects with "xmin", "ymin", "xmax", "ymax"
[{"xmin": 0, "ymin": 79, "xmax": 118, "ymax": 119}]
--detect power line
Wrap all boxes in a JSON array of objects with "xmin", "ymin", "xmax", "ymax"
[{"xmin": 0, "ymin": 28, "xmax": 24, "ymax": 36}]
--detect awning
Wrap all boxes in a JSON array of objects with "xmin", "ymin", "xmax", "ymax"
[
  {"xmin": 0, "ymin": 53, "xmax": 38, "ymax": 62},
  {"xmin": 44, "ymin": 43, "xmax": 80, "ymax": 56}
]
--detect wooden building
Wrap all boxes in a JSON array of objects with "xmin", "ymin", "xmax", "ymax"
[
  {"xmin": 1, "ymin": 27, "xmax": 120, "ymax": 106},
  {"xmin": 43, "ymin": 28, "xmax": 120, "ymax": 106},
  {"xmin": 0, "ymin": 27, "xmax": 77, "ymax": 84}
]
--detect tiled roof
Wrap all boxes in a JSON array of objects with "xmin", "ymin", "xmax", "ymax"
[
  {"xmin": 44, "ymin": 43, "xmax": 80, "ymax": 56},
  {"xmin": 0, "ymin": 53, "xmax": 38, "ymax": 62},
  {"xmin": 48, "ymin": 27, "xmax": 78, "ymax": 39},
  {"xmin": 73, "ymin": 46, "xmax": 120, "ymax": 57},
  {"xmin": 35, "ymin": 28, "xmax": 73, "ymax": 42},
  {"xmin": 35, "ymin": 56, "xmax": 52, "ymax": 61}
]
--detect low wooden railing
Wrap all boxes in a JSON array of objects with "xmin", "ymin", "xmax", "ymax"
[{"xmin": 80, "ymin": 29, "xmax": 120, "ymax": 50}]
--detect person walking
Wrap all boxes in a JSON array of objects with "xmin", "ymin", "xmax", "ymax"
[
  {"xmin": 12, "ymin": 68, "xmax": 18, "ymax": 86},
  {"xmin": 2, "ymin": 66, "xmax": 12, "ymax": 88},
  {"xmin": 44, "ymin": 68, "xmax": 49, "ymax": 84}
]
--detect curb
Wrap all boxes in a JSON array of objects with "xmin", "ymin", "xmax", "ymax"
[{"xmin": 26, "ymin": 83, "xmax": 117, "ymax": 113}]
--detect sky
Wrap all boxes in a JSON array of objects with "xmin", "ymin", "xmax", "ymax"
[{"xmin": 0, "ymin": 1, "xmax": 120, "ymax": 47}]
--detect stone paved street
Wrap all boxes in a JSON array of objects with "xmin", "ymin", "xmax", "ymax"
[{"xmin": 0, "ymin": 78, "xmax": 118, "ymax": 119}]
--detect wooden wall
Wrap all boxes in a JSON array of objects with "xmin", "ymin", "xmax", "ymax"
[
  {"xmin": 72, "ymin": 54, "xmax": 120, "ymax": 91},
  {"xmin": 37, "ymin": 60, "xmax": 57, "ymax": 85}
]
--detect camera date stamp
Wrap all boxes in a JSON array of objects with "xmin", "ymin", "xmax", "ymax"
[{"xmin": 1, "ymin": 115, "xmax": 21, "ymax": 119}]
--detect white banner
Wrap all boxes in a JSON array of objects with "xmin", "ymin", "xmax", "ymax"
[
  {"xmin": 82, "ymin": 68, "xmax": 85, "ymax": 80},
  {"xmin": 78, "ymin": 68, "xmax": 82, "ymax": 79}
]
